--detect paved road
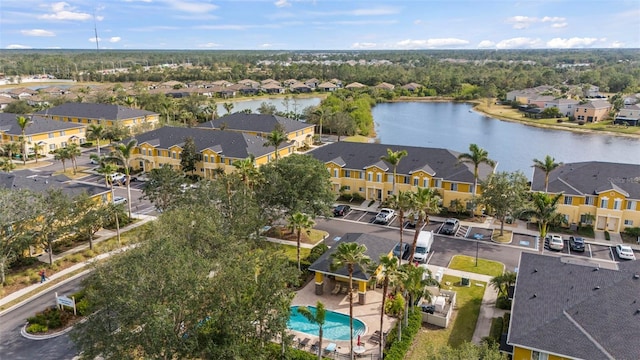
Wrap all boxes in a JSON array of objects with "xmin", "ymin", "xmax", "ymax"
[{"xmin": 0, "ymin": 274, "xmax": 88, "ymax": 360}]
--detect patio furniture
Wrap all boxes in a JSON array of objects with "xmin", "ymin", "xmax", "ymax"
[
  {"xmin": 331, "ymin": 283, "xmax": 341, "ymax": 295},
  {"xmin": 324, "ymin": 342, "xmax": 337, "ymax": 354},
  {"xmin": 298, "ymin": 337, "xmax": 311, "ymax": 349},
  {"xmin": 368, "ymin": 330, "xmax": 381, "ymax": 344},
  {"xmin": 310, "ymin": 340, "xmax": 320, "ymax": 353},
  {"xmin": 353, "ymin": 345, "xmax": 366, "ymax": 356},
  {"xmin": 340, "ymin": 285, "xmax": 348, "ymax": 294}
]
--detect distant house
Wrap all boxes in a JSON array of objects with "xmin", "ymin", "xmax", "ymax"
[
  {"xmin": 543, "ymin": 98, "xmax": 579, "ymax": 116},
  {"xmin": 211, "ymin": 80, "xmax": 234, "ymax": 87},
  {"xmin": 317, "ymin": 81, "xmax": 338, "ymax": 92},
  {"xmin": 289, "ymin": 82, "xmax": 312, "ymax": 93},
  {"xmin": 574, "ymin": 100, "xmax": 611, "ymax": 122},
  {"xmin": 584, "ymin": 85, "xmax": 600, "ymax": 98},
  {"xmin": 527, "ymin": 95, "xmax": 556, "ymax": 109},
  {"xmin": 329, "ymin": 78, "xmax": 343, "ymax": 88},
  {"xmin": 401, "ymin": 83, "xmax": 422, "ymax": 92},
  {"xmin": 283, "ymin": 79, "xmax": 299, "ymax": 87},
  {"xmin": 614, "ymin": 104, "xmax": 640, "ymax": 126},
  {"xmin": 237, "ymin": 79, "xmax": 261, "ymax": 88},
  {"xmin": 345, "ymin": 82, "xmax": 367, "ymax": 89},
  {"xmin": 36, "ymin": 103, "xmax": 160, "ymax": 130},
  {"xmin": 0, "ymin": 113, "xmax": 87, "ymax": 153},
  {"xmin": 508, "ymin": 252, "xmax": 640, "ymax": 360},
  {"xmin": 260, "ymin": 82, "xmax": 285, "ymax": 94},
  {"xmin": 228, "ymin": 83, "xmax": 260, "ymax": 96},
  {"xmin": 0, "ymin": 96, "xmax": 13, "ymax": 111},
  {"xmin": 505, "ymin": 85, "xmax": 555, "ymax": 103},
  {"xmin": 7, "ymin": 87, "xmax": 38, "ymax": 99},
  {"xmin": 375, "ymin": 82, "xmax": 395, "ymax": 91},
  {"xmin": 304, "ymin": 78, "xmax": 320, "ymax": 89}
]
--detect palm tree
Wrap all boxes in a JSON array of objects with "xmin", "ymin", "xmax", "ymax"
[
  {"xmin": 54, "ymin": 147, "xmax": 71, "ymax": 173},
  {"xmin": 287, "ymin": 212, "xmax": 315, "ymax": 271},
  {"xmin": 457, "ymin": 143, "xmax": 496, "ymax": 197},
  {"xmin": 110, "ymin": 139, "xmax": 138, "ymax": 218},
  {"xmin": 15, "ymin": 115, "xmax": 31, "ymax": 165},
  {"xmin": 233, "ymin": 155, "xmax": 258, "ymax": 191},
  {"xmin": 66, "ymin": 143, "xmax": 81, "ymax": 174},
  {"xmin": 313, "ymin": 106, "xmax": 332, "ymax": 143},
  {"xmin": 263, "ymin": 128, "xmax": 287, "ymax": 163},
  {"xmin": 223, "ymin": 102, "xmax": 234, "ymax": 114},
  {"xmin": 31, "ymin": 142, "xmax": 43, "ymax": 163},
  {"xmin": 532, "ymin": 155, "xmax": 562, "ymax": 193},
  {"xmin": 387, "ymin": 191, "xmax": 413, "ymax": 266},
  {"xmin": 377, "ymin": 255, "xmax": 400, "ymax": 359},
  {"xmin": 408, "ymin": 187, "xmax": 441, "ymax": 263},
  {"xmin": 87, "ymin": 124, "xmax": 105, "ymax": 155},
  {"xmin": 0, "ymin": 158, "xmax": 16, "ymax": 173},
  {"xmin": 380, "ymin": 148, "xmax": 408, "ymax": 196},
  {"xmin": 96, "ymin": 161, "xmax": 122, "ymax": 246},
  {"xmin": 330, "ymin": 242, "xmax": 371, "ymax": 360},
  {"xmin": 2, "ymin": 142, "xmax": 20, "ymax": 161},
  {"xmin": 520, "ymin": 192, "xmax": 563, "ymax": 253},
  {"xmin": 490, "ymin": 271, "xmax": 517, "ymax": 298},
  {"xmin": 296, "ymin": 301, "xmax": 326, "ymax": 360}
]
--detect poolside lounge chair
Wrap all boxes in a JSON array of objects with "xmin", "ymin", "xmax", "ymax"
[
  {"xmin": 368, "ymin": 331, "xmax": 381, "ymax": 344},
  {"xmin": 331, "ymin": 283, "xmax": 341, "ymax": 295},
  {"xmin": 298, "ymin": 337, "xmax": 311, "ymax": 349},
  {"xmin": 324, "ymin": 342, "xmax": 337, "ymax": 354},
  {"xmin": 340, "ymin": 285, "xmax": 348, "ymax": 294},
  {"xmin": 310, "ymin": 340, "xmax": 320, "ymax": 353}
]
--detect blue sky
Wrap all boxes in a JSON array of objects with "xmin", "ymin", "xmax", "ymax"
[{"xmin": 1, "ymin": 0, "xmax": 639, "ymax": 50}]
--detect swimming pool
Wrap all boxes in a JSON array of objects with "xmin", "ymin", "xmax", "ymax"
[{"xmin": 288, "ymin": 306, "xmax": 366, "ymax": 341}]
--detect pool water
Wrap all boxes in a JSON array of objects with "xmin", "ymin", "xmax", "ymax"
[{"xmin": 288, "ymin": 306, "xmax": 366, "ymax": 341}]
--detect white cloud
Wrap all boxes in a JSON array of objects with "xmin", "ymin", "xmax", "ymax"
[
  {"xmin": 166, "ymin": 0, "xmax": 217, "ymax": 13},
  {"xmin": 6, "ymin": 44, "xmax": 32, "ymax": 49},
  {"xmin": 89, "ymin": 37, "xmax": 101, "ymax": 43},
  {"xmin": 352, "ymin": 6, "xmax": 401, "ymax": 16},
  {"xmin": 397, "ymin": 38, "xmax": 469, "ymax": 49},
  {"xmin": 611, "ymin": 41, "xmax": 624, "ymax": 48},
  {"xmin": 546, "ymin": 37, "xmax": 598, "ymax": 48},
  {"xmin": 39, "ymin": 2, "xmax": 92, "ymax": 21},
  {"xmin": 496, "ymin": 37, "xmax": 543, "ymax": 49},
  {"xmin": 109, "ymin": 37, "xmax": 121, "ymax": 43},
  {"xmin": 541, "ymin": 16, "xmax": 566, "ymax": 22},
  {"xmin": 351, "ymin": 42, "xmax": 377, "ymax": 49},
  {"xmin": 413, "ymin": 19, "xmax": 422, "ymax": 25},
  {"xmin": 260, "ymin": 43, "xmax": 274, "ymax": 48},
  {"xmin": 506, "ymin": 16, "xmax": 537, "ymax": 29},
  {"xmin": 551, "ymin": 23, "xmax": 567, "ymax": 28},
  {"xmin": 21, "ymin": 29, "xmax": 55, "ymax": 37},
  {"xmin": 274, "ymin": 0, "xmax": 291, "ymax": 7},
  {"xmin": 197, "ymin": 42, "xmax": 222, "ymax": 48},
  {"xmin": 477, "ymin": 40, "xmax": 495, "ymax": 48}
]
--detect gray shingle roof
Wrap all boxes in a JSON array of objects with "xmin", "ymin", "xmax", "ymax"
[
  {"xmin": 197, "ymin": 113, "xmax": 312, "ymax": 134},
  {"xmin": 0, "ymin": 172, "xmax": 108, "ymax": 198},
  {"xmin": 508, "ymin": 252, "xmax": 640, "ymax": 360},
  {"xmin": 532, "ymin": 161, "xmax": 640, "ymax": 199},
  {"xmin": 0, "ymin": 113, "xmax": 84, "ymax": 136},
  {"xmin": 308, "ymin": 142, "xmax": 494, "ymax": 183},
  {"xmin": 126, "ymin": 127, "xmax": 289, "ymax": 159},
  {"xmin": 308, "ymin": 233, "xmax": 393, "ymax": 281},
  {"xmin": 36, "ymin": 103, "xmax": 156, "ymax": 120}
]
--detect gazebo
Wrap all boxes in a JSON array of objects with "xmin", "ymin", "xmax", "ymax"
[{"xmin": 308, "ymin": 233, "xmax": 395, "ymax": 305}]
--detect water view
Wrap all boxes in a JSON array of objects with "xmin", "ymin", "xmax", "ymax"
[{"xmin": 222, "ymin": 97, "xmax": 321, "ymax": 118}]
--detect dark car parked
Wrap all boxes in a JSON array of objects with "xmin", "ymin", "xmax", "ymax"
[
  {"xmin": 441, "ymin": 218, "xmax": 460, "ymax": 235},
  {"xmin": 333, "ymin": 205, "xmax": 351, "ymax": 217},
  {"xmin": 569, "ymin": 236, "xmax": 585, "ymax": 252},
  {"xmin": 392, "ymin": 242, "xmax": 411, "ymax": 260}
]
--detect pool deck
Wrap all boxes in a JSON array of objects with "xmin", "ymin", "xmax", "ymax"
[{"xmin": 291, "ymin": 279, "xmax": 395, "ymax": 357}]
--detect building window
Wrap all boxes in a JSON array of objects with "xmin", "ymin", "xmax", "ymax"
[
  {"xmin": 386, "ymin": 174, "xmax": 393, "ymax": 183},
  {"xmin": 141, "ymin": 149, "xmax": 146, "ymax": 156},
  {"xmin": 61, "ymin": 141, "xmax": 67, "ymax": 147},
  {"xmin": 624, "ymin": 219, "xmax": 633, "ymax": 226},
  {"xmin": 387, "ymin": 190, "xmax": 392, "ymax": 196},
  {"xmin": 343, "ymin": 185, "xmax": 351, "ymax": 191},
  {"xmin": 333, "ymin": 169, "xmax": 338, "ymax": 178},
  {"xmin": 60, "ymin": 131, "xmax": 65, "ymax": 136},
  {"xmin": 49, "ymin": 144, "xmax": 56, "ymax": 151},
  {"xmin": 613, "ymin": 199, "xmax": 622, "ymax": 210},
  {"xmin": 413, "ymin": 177, "xmax": 419, "ymax": 186},
  {"xmin": 423, "ymin": 179, "xmax": 429, "ymax": 188},
  {"xmin": 434, "ymin": 179, "xmax": 442, "ymax": 188},
  {"xmin": 48, "ymin": 133, "xmax": 54, "ymax": 138},
  {"xmin": 344, "ymin": 170, "xmax": 351, "ymax": 178},
  {"xmin": 600, "ymin": 198, "xmax": 608, "ymax": 209},
  {"xmin": 532, "ymin": 351, "xmax": 549, "ymax": 360},
  {"xmin": 403, "ymin": 176, "xmax": 410, "ymax": 184},
  {"xmin": 450, "ymin": 183, "xmax": 458, "ymax": 191},
  {"xmin": 204, "ymin": 155, "xmax": 208, "ymax": 163},
  {"xmin": 626, "ymin": 200, "xmax": 637, "ymax": 210},
  {"xmin": 358, "ymin": 171, "xmax": 363, "ymax": 179},
  {"xmin": 564, "ymin": 196, "xmax": 573, "ymax": 205},
  {"xmin": 376, "ymin": 174, "xmax": 382, "ymax": 183},
  {"xmin": 580, "ymin": 214, "xmax": 593, "ymax": 225},
  {"xmin": 359, "ymin": 187, "xmax": 364, "ymax": 192},
  {"xmin": 172, "ymin": 151, "xmax": 176, "ymax": 159},
  {"xmin": 367, "ymin": 172, "xmax": 372, "ymax": 181},
  {"xmin": 585, "ymin": 196, "xmax": 595, "ymax": 205}
]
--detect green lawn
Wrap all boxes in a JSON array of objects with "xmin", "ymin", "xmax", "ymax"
[
  {"xmin": 405, "ymin": 274, "xmax": 486, "ymax": 359},
  {"xmin": 448, "ymin": 255, "xmax": 504, "ymax": 277},
  {"xmin": 271, "ymin": 244, "xmax": 312, "ymax": 262}
]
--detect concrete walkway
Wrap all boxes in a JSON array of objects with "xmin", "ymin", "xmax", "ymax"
[{"xmin": 0, "ymin": 214, "xmax": 156, "ymax": 314}]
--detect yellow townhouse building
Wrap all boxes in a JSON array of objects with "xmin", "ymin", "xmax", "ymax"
[
  {"xmin": 531, "ymin": 161, "xmax": 640, "ymax": 233},
  {"xmin": 308, "ymin": 141, "xmax": 495, "ymax": 208},
  {"xmin": 197, "ymin": 113, "xmax": 315, "ymax": 148},
  {"xmin": 0, "ymin": 113, "xmax": 86, "ymax": 154},
  {"xmin": 124, "ymin": 126, "xmax": 295, "ymax": 177},
  {"xmin": 508, "ymin": 252, "xmax": 640, "ymax": 360},
  {"xmin": 36, "ymin": 102, "xmax": 160, "ymax": 132}
]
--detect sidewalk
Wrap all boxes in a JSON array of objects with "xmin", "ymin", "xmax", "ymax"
[{"xmin": 0, "ymin": 214, "xmax": 156, "ymax": 313}]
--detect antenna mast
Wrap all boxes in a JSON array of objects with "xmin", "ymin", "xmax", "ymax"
[{"xmin": 93, "ymin": 11, "xmax": 100, "ymax": 53}]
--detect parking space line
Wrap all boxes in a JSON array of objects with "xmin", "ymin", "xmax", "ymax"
[
  {"xmin": 587, "ymin": 244, "xmax": 593, "ymax": 258},
  {"xmin": 356, "ymin": 212, "xmax": 367, "ymax": 222},
  {"xmin": 609, "ymin": 247, "xmax": 615, "ymax": 261}
]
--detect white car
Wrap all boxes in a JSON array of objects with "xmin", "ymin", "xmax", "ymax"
[
  {"xmin": 113, "ymin": 196, "xmax": 127, "ymax": 205},
  {"xmin": 374, "ymin": 208, "xmax": 395, "ymax": 224},
  {"xmin": 548, "ymin": 235, "xmax": 564, "ymax": 251},
  {"xmin": 109, "ymin": 172, "xmax": 126, "ymax": 184},
  {"xmin": 615, "ymin": 244, "xmax": 636, "ymax": 260}
]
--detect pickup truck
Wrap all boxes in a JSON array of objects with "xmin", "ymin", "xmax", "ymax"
[{"xmin": 373, "ymin": 208, "xmax": 395, "ymax": 224}]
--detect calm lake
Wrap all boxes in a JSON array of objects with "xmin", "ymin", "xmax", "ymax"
[{"xmin": 228, "ymin": 97, "xmax": 639, "ymax": 174}]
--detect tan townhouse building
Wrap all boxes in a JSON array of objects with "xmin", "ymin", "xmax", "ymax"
[
  {"xmin": 574, "ymin": 100, "xmax": 611, "ymax": 123},
  {"xmin": 36, "ymin": 102, "xmax": 160, "ymax": 131}
]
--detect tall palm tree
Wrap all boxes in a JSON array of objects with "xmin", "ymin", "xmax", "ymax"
[
  {"xmin": 408, "ymin": 187, "xmax": 441, "ymax": 263},
  {"xmin": 233, "ymin": 155, "xmax": 258, "ymax": 192},
  {"xmin": 330, "ymin": 242, "xmax": 371, "ymax": 360},
  {"xmin": 287, "ymin": 212, "xmax": 315, "ymax": 271},
  {"xmin": 86, "ymin": 124, "xmax": 105, "ymax": 155},
  {"xmin": 532, "ymin": 155, "xmax": 562, "ymax": 193},
  {"xmin": 110, "ymin": 139, "xmax": 138, "ymax": 218},
  {"xmin": 15, "ymin": 115, "xmax": 31, "ymax": 166},
  {"xmin": 380, "ymin": 148, "xmax": 408, "ymax": 196},
  {"xmin": 313, "ymin": 106, "xmax": 332, "ymax": 143},
  {"xmin": 66, "ymin": 143, "xmax": 81, "ymax": 174},
  {"xmin": 3, "ymin": 142, "xmax": 20, "ymax": 161},
  {"xmin": 54, "ymin": 147, "xmax": 71, "ymax": 173},
  {"xmin": 223, "ymin": 102, "xmax": 234, "ymax": 114},
  {"xmin": 31, "ymin": 142, "xmax": 43, "ymax": 163},
  {"xmin": 387, "ymin": 191, "xmax": 413, "ymax": 266},
  {"xmin": 377, "ymin": 255, "xmax": 400, "ymax": 359},
  {"xmin": 95, "ymin": 161, "xmax": 122, "ymax": 246},
  {"xmin": 520, "ymin": 192, "xmax": 563, "ymax": 253},
  {"xmin": 297, "ymin": 301, "xmax": 326, "ymax": 360},
  {"xmin": 263, "ymin": 128, "xmax": 287, "ymax": 163},
  {"xmin": 457, "ymin": 143, "xmax": 496, "ymax": 197}
]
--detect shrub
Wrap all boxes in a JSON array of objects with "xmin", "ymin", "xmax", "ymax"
[
  {"xmin": 76, "ymin": 299, "xmax": 90, "ymax": 316},
  {"xmin": 624, "ymin": 227, "xmax": 640, "ymax": 238},
  {"xmin": 26, "ymin": 324, "xmax": 48, "ymax": 334},
  {"xmin": 488, "ymin": 317, "xmax": 503, "ymax": 341},
  {"xmin": 604, "ymin": 231, "xmax": 610, "ymax": 240},
  {"xmin": 265, "ymin": 343, "xmax": 318, "ymax": 360},
  {"xmin": 502, "ymin": 313, "xmax": 511, "ymax": 333},
  {"xmin": 496, "ymin": 295, "xmax": 512, "ymax": 310},
  {"xmin": 577, "ymin": 121, "xmax": 585, "ymax": 125},
  {"xmin": 67, "ymin": 254, "xmax": 84, "ymax": 263},
  {"xmin": 306, "ymin": 243, "xmax": 328, "ymax": 264},
  {"xmin": 383, "ymin": 309, "xmax": 422, "ymax": 360}
]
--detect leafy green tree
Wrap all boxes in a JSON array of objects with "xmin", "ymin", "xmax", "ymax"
[
  {"xmin": 3, "ymin": 100, "xmax": 34, "ymax": 114},
  {"xmin": 66, "ymin": 143, "xmax": 81, "ymax": 174},
  {"xmin": 31, "ymin": 142, "xmax": 43, "ymax": 163},
  {"xmin": 287, "ymin": 212, "xmax": 315, "ymax": 271},
  {"xmin": 381, "ymin": 148, "xmax": 408, "ymax": 196},
  {"xmin": 110, "ymin": 139, "xmax": 138, "ymax": 218},
  {"xmin": 103, "ymin": 123, "xmax": 128, "ymax": 144},
  {"xmin": 328, "ymin": 111, "xmax": 357, "ymax": 141},
  {"xmin": 179, "ymin": 136, "xmax": 199, "ymax": 175},
  {"xmin": 256, "ymin": 154, "xmax": 334, "ymax": 221},
  {"xmin": 296, "ymin": 302, "xmax": 326, "ymax": 360},
  {"xmin": 223, "ymin": 102, "xmax": 234, "ymax": 114},
  {"xmin": 86, "ymin": 124, "xmax": 105, "ymax": 155},
  {"xmin": 2, "ymin": 142, "xmax": 20, "ymax": 160},
  {"xmin": 477, "ymin": 171, "xmax": 529, "ymax": 236},
  {"xmin": 32, "ymin": 189, "xmax": 74, "ymax": 265},
  {"xmin": 520, "ymin": 192, "xmax": 564, "ymax": 253},
  {"xmin": 330, "ymin": 242, "xmax": 371, "ymax": 360},
  {"xmin": 0, "ymin": 188, "xmax": 38, "ymax": 286},
  {"xmin": 408, "ymin": 187, "xmax": 441, "ymax": 263},
  {"xmin": 532, "ymin": 155, "xmax": 562, "ymax": 193},
  {"xmin": 54, "ymin": 147, "xmax": 71, "ymax": 173},
  {"xmin": 490, "ymin": 271, "xmax": 517, "ymax": 298},
  {"xmin": 233, "ymin": 155, "xmax": 260, "ymax": 194},
  {"xmin": 142, "ymin": 165, "xmax": 185, "ymax": 212},
  {"xmin": 15, "ymin": 115, "xmax": 30, "ymax": 165},
  {"xmin": 541, "ymin": 107, "xmax": 561, "ymax": 118},
  {"xmin": 93, "ymin": 159, "xmax": 123, "ymax": 245},
  {"xmin": 257, "ymin": 102, "xmax": 277, "ymax": 115},
  {"xmin": 263, "ymin": 125, "xmax": 288, "ymax": 163},
  {"xmin": 377, "ymin": 255, "xmax": 401, "ymax": 358},
  {"xmin": 0, "ymin": 158, "xmax": 16, "ymax": 173},
  {"xmin": 457, "ymin": 143, "xmax": 496, "ymax": 197},
  {"xmin": 434, "ymin": 341, "xmax": 507, "ymax": 360},
  {"xmin": 74, "ymin": 193, "xmax": 107, "ymax": 250},
  {"xmin": 387, "ymin": 191, "xmax": 413, "ymax": 265}
]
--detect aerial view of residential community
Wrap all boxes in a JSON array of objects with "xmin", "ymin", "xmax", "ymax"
[{"xmin": 1, "ymin": 1, "xmax": 639, "ymax": 359}]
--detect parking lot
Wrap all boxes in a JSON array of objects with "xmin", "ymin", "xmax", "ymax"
[
  {"xmin": 334, "ymin": 205, "xmax": 638, "ymax": 264},
  {"xmin": 80, "ymin": 173, "xmax": 147, "ymax": 190}
]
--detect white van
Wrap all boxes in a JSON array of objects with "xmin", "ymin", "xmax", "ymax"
[{"xmin": 413, "ymin": 231, "xmax": 434, "ymax": 263}]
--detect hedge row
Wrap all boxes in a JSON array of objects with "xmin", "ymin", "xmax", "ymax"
[
  {"xmin": 383, "ymin": 309, "xmax": 423, "ymax": 360},
  {"xmin": 265, "ymin": 343, "xmax": 328, "ymax": 360}
]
